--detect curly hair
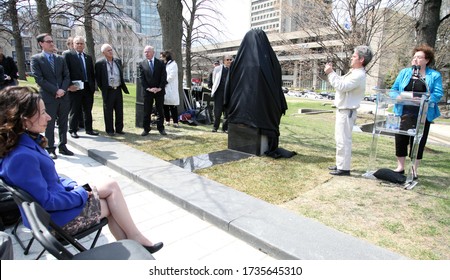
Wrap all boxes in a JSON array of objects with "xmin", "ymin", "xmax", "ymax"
[
  {"xmin": 0, "ymin": 86, "xmax": 47, "ymax": 157},
  {"xmin": 413, "ymin": 44, "xmax": 435, "ymax": 66}
]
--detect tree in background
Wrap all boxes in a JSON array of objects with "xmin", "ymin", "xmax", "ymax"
[
  {"xmin": 0, "ymin": 0, "xmax": 26, "ymax": 80},
  {"xmin": 182, "ymin": 0, "xmax": 224, "ymax": 90},
  {"xmin": 158, "ymin": 0, "xmax": 184, "ymax": 108},
  {"xmin": 284, "ymin": 0, "xmax": 416, "ymax": 75},
  {"xmin": 35, "ymin": 0, "xmax": 52, "ymax": 34}
]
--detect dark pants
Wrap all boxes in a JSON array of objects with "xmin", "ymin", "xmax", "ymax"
[
  {"xmin": 68, "ymin": 84, "xmax": 94, "ymax": 133},
  {"xmin": 164, "ymin": 105, "xmax": 179, "ymax": 123},
  {"xmin": 143, "ymin": 91, "xmax": 165, "ymax": 132},
  {"xmin": 395, "ymin": 119, "xmax": 431, "ymax": 159},
  {"xmin": 103, "ymin": 87, "xmax": 124, "ymax": 134},
  {"xmin": 44, "ymin": 95, "xmax": 70, "ymax": 151},
  {"xmin": 213, "ymin": 90, "xmax": 228, "ymax": 131}
]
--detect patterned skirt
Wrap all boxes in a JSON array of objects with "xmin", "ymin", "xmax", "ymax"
[{"xmin": 61, "ymin": 186, "xmax": 102, "ymax": 236}]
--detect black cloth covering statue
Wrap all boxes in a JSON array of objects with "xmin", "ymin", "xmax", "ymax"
[{"xmin": 224, "ymin": 29, "xmax": 295, "ymax": 158}]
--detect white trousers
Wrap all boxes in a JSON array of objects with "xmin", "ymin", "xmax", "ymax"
[{"xmin": 335, "ymin": 109, "xmax": 357, "ymax": 170}]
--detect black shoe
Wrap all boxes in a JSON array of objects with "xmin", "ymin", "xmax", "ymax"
[
  {"xmin": 86, "ymin": 131, "xmax": 99, "ymax": 136},
  {"xmin": 330, "ymin": 169, "xmax": 350, "ymax": 176},
  {"xmin": 59, "ymin": 146, "xmax": 74, "ymax": 156},
  {"xmin": 393, "ymin": 170, "xmax": 405, "ymax": 174},
  {"xmin": 107, "ymin": 132, "xmax": 115, "ymax": 136},
  {"xmin": 328, "ymin": 165, "xmax": 337, "ymax": 170},
  {"xmin": 141, "ymin": 130, "xmax": 149, "ymax": 136},
  {"xmin": 143, "ymin": 242, "xmax": 163, "ymax": 254},
  {"xmin": 116, "ymin": 131, "xmax": 125, "ymax": 135},
  {"xmin": 70, "ymin": 132, "xmax": 79, "ymax": 139},
  {"xmin": 48, "ymin": 151, "xmax": 57, "ymax": 159},
  {"xmin": 159, "ymin": 129, "xmax": 167, "ymax": 136},
  {"xmin": 211, "ymin": 128, "xmax": 217, "ymax": 132}
]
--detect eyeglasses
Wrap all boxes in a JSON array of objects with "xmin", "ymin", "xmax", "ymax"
[
  {"xmin": 413, "ymin": 56, "xmax": 425, "ymax": 60},
  {"xmin": 225, "ymin": 59, "xmax": 233, "ymax": 61},
  {"xmin": 43, "ymin": 40, "xmax": 54, "ymax": 44}
]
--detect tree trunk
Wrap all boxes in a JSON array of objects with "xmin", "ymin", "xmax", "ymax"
[
  {"xmin": 415, "ymin": 0, "xmax": 442, "ymax": 48},
  {"xmin": 8, "ymin": 0, "xmax": 26, "ymax": 80},
  {"xmin": 35, "ymin": 0, "xmax": 52, "ymax": 34},
  {"xmin": 84, "ymin": 0, "xmax": 96, "ymax": 62},
  {"xmin": 158, "ymin": 0, "xmax": 184, "ymax": 109}
]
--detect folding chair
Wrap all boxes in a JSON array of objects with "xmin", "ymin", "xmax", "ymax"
[
  {"xmin": 21, "ymin": 201, "xmax": 154, "ymax": 260},
  {"xmin": 0, "ymin": 179, "xmax": 108, "ymax": 259}
]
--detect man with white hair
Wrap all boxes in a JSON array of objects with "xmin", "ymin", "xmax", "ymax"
[
  {"xmin": 95, "ymin": 44, "xmax": 129, "ymax": 136},
  {"xmin": 64, "ymin": 36, "xmax": 98, "ymax": 138}
]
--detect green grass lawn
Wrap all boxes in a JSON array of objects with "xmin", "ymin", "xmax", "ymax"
[{"xmin": 19, "ymin": 79, "xmax": 450, "ymax": 259}]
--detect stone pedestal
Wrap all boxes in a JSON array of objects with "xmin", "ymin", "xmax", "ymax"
[
  {"xmin": 135, "ymin": 67, "xmax": 144, "ymax": 128},
  {"xmin": 228, "ymin": 123, "xmax": 268, "ymax": 156}
]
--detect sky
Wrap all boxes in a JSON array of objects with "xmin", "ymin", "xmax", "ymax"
[{"xmin": 214, "ymin": 0, "xmax": 251, "ymax": 42}]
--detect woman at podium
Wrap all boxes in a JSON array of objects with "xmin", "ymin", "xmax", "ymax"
[{"xmin": 390, "ymin": 44, "xmax": 443, "ymax": 179}]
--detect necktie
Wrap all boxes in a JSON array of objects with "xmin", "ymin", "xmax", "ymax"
[
  {"xmin": 48, "ymin": 54, "xmax": 55, "ymax": 72},
  {"xmin": 78, "ymin": 53, "xmax": 87, "ymax": 81},
  {"xmin": 149, "ymin": 59, "xmax": 154, "ymax": 74}
]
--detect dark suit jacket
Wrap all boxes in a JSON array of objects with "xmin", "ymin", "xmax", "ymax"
[
  {"xmin": 138, "ymin": 58, "xmax": 167, "ymax": 92},
  {"xmin": 63, "ymin": 51, "xmax": 96, "ymax": 94},
  {"xmin": 94, "ymin": 58, "xmax": 129, "ymax": 100},
  {"xmin": 31, "ymin": 51, "xmax": 70, "ymax": 103}
]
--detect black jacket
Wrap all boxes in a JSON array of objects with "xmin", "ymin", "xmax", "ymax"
[
  {"xmin": 63, "ymin": 51, "xmax": 96, "ymax": 94},
  {"xmin": 94, "ymin": 58, "xmax": 129, "ymax": 99}
]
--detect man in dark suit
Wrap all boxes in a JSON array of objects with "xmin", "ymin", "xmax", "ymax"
[
  {"xmin": 138, "ymin": 45, "xmax": 167, "ymax": 136},
  {"xmin": 211, "ymin": 55, "xmax": 233, "ymax": 133},
  {"xmin": 63, "ymin": 36, "xmax": 98, "ymax": 138},
  {"xmin": 31, "ymin": 33, "xmax": 73, "ymax": 159},
  {"xmin": 95, "ymin": 43, "xmax": 129, "ymax": 136}
]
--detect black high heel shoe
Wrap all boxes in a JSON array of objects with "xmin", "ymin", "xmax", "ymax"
[{"xmin": 144, "ymin": 242, "xmax": 164, "ymax": 254}]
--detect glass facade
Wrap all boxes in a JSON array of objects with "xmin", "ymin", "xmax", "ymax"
[{"xmin": 140, "ymin": 0, "xmax": 162, "ymax": 52}]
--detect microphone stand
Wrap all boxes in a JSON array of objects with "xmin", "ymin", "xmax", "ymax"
[{"xmin": 405, "ymin": 65, "xmax": 430, "ymax": 189}]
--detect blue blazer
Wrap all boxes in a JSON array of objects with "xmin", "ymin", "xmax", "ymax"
[
  {"xmin": 390, "ymin": 67, "xmax": 443, "ymax": 122},
  {"xmin": 0, "ymin": 134, "xmax": 88, "ymax": 228}
]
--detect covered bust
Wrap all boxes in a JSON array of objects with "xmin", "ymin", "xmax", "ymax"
[{"xmin": 224, "ymin": 29, "xmax": 290, "ymax": 155}]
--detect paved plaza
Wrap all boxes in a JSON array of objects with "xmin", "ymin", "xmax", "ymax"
[{"xmin": 4, "ymin": 144, "xmax": 273, "ymax": 261}]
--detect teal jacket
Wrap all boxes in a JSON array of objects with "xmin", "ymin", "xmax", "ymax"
[
  {"xmin": 0, "ymin": 134, "xmax": 88, "ymax": 228},
  {"xmin": 390, "ymin": 67, "xmax": 443, "ymax": 122}
]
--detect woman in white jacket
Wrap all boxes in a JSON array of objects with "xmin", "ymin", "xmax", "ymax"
[{"xmin": 160, "ymin": 50, "xmax": 180, "ymax": 127}]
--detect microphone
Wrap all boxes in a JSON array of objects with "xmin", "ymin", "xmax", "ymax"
[{"xmin": 412, "ymin": 65, "xmax": 421, "ymax": 77}]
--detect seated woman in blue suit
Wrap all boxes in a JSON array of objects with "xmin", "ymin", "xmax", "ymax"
[{"xmin": 0, "ymin": 86, "xmax": 163, "ymax": 254}]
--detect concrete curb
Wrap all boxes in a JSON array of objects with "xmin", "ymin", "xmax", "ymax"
[{"xmin": 67, "ymin": 135, "xmax": 406, "ymax": 260}]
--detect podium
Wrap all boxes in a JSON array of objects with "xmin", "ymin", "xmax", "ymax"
[{"xmin": 363, "ymin": 89, "xmax": 429, "ymax": 189}]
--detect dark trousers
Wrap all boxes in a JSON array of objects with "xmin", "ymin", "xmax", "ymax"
[
  {"xmin": 164, "ymin": 105, "xmax": 179, "ymax": 123},
  {"xmin": 44, "ymin": 95, "xmax": 70, "ymax": 151},
  {"xmin": 143, "ymin": 91, "xmax": 165, "ymax": 132},
  {"xmin": 68, "ymin": 85, "xmax": 94, "ymax": 133},
  {"xmin": 103, "ymin": 88, "xmax": 124, "ymax": 134},
  {"xmin": 213, "ymin": 90, "xmax": 228, "ymax": 131},
  {"xmin": 395, "ymin": 119, "xmax": 431, "ymax": 159}
]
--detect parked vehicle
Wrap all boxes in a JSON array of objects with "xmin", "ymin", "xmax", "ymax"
[
  {"xmin": 364, "ymin": 94, "xmax": 377, "ymax": 102},
  {"xmin": 282, "ymin": 87, "xmax": 289, "ymax": 94},
  {"xmin": 304, "ymin": 92, "xmax": 322, "ymax": 99}
]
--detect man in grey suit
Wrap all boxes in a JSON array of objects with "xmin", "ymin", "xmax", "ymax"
[{"xmin": 31, "ymin": 33, "xmax": 73, "ymax": 159}]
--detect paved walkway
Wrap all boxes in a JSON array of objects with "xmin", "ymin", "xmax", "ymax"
[
  {"xmin": 6, "ymin": 122, "xmax": 438, "ymax": 260},
  {"xmin": 4, "ymin": 144, "xmax": 273, "ymax": 261}
]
